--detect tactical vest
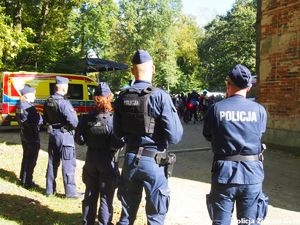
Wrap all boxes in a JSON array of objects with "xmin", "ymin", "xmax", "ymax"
[
  {"xmin": 83, "ymin": 113, "xmax": 111, "ymax": 150},
  {"xmin": 119, "ymin": 86, "xmax": 155, "ymax": 135},
  {"xmin": 44, "ymin": 96, "xmax": 63, "ymax": 124}
]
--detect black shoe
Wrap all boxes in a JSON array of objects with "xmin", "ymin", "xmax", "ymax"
[
  {"xmin": 23, "ymin": 181, "xmax": 39, "ymax": 189},
  {"xmin": 66, "ymin": 192, "xmax": 84, "ymax": 199}
]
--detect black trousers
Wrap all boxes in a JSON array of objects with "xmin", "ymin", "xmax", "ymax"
[
  {"xmin": 82, "ymin": 150, "xmax": 119, "ymax": 225},
  {"xmin": 20, "ymin": 141, "xmax": 40, "ymax": 186}
]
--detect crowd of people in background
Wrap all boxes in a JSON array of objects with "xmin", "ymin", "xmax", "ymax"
[{"xmin": 171, "ymin": 90, "xmax": 224, "ymax": 124}]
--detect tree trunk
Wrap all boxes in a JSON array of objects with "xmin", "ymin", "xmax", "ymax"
[
  {"xmin": 14, "ymin": 0, "xmax": 22, "ymax": 30},
  {"xmin": 37, "ymin": 0, "xmax": 49, "ymax": 42}
]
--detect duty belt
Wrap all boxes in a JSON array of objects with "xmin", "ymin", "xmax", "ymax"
[
  {"xmin": 214, "ymin": 153, "xmax": 263, "ymax": 161},
  {"xmin": 126, "ymin": 146, "xmax": 158, "ymax": 158},
  {"xmin": 126, "ymin": 146, "xmax": 168, "ymax": 166},
  {"xmin": 51, "ymin": 124, "xmax": 64, "ymax": 129},
  {"xmin": 48, "ymin": 124, "xmax": 75, "ymax": 134}
]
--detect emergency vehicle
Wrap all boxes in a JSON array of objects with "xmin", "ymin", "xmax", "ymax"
[{"xmin": 0, "ymin": 71, "xmax": 99, "ymax": 126}]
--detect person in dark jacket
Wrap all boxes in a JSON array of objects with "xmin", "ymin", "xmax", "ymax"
[
  {"xmin": 75, "ymin": 82, "xmax": 125, "ymax": 225},
  {"xmin": 17, "ymin": 85, "xmax": 43, "ymax": 189},
  {"xmin": 203, "ymin": 64, "xmax": 268, "ymax": 225},
  {"xmin": 43, "ymin": 76, "xmax": 81, "ymax": 198},
  {"xmin": 113, "ymin": 50, "xmax": 183, "ymax": 225}
]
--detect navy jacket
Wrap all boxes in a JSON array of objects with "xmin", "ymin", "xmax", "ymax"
[
  {"xmin": 203, "ymin": 95, "xmax": 267, "ymax": 184},
  {"xmin": 113, "ymin": 80, "xmax": 183, "ymax": 152},
  {"xmin": 75, "ymin": 109, "xmax": 125, "ymax": 151},
  {"xmin": 17, "ymin": 101, "xmax": 43, "ymax": 142}
]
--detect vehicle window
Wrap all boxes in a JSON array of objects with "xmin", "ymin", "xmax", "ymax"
[
  {"xmin": 49, "ymin": 83, "xmax": 56, "ymax": 95},
  {"xmin": 49, "ymin": 83, "xmax": 83, "ymax": 100},
  {"xmin": 68, "ymin": 84, "xmax": 83, "ymax": 99},
  {"xmin": 88, "ymin": 85, "xmax": 97, "ymax": 100}
]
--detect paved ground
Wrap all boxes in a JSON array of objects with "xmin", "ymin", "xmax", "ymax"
[{"xmin": 0, "ymin": 122, "xmax": 300, "ymax": 225}]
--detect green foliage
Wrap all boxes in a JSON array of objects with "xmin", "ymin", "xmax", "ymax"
[
  {"xmin": 174, "ymin": 15, "xmax": 204, "ymax": 93},
  {"xmin": 71, "ymin": 0, "xmax": 118, "ymax": 58},
  {"xmin": 0, "ymin": 0, "xmax": 257, "ymax": 94},
  {"xmin": 0, "ymin": 6, "xmax": 32, "ymax": 70},
  {"xmin": 198, "ymin": 0, "xmax": 256, "ymax": 91},
  {"xmin": 111, "ymin": 0, "xmax": 183, "ymax": 90}
]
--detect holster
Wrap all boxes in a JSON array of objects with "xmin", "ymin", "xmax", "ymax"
[{"xmin": 155, "ymin": 152, "xmax": 177, "ymax": 177}]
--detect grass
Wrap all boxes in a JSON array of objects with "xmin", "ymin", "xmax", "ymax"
[{"xmin": 0, "ymin": 141, "xmax": 147, "ymax": 225}]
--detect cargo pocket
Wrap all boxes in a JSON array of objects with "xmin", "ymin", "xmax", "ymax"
[
  {"xmin": 62, "ymin": 146, "xmax": 74, "ymax": 160},
  {"xmin": 256, "ymin": 192, "xmax": 269, "ymax": 221},
  {"xmin": 148, "ymin": 187, "xmax": 170, "ymax": 215},
  {"xmin": 206, "ymin": 194, "xmax": 214, "ymax": 220}
]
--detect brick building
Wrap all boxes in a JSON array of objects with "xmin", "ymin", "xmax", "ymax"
[{"xmin": 257, "ymin": 0, "xmax": 300, "ymax": 151}]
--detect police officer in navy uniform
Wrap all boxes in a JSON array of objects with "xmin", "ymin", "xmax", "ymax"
[
  {"xmin": 113, "ymin": 50, "xmax": 183, "ymax": 225},
  {"xmin": 17, "ymin": 85, "xmax": 43, "ymax": 189},
  {"xmin": 44, "ymin": 76, "xmax": 81, "ymax": 198},
  {"xmin": 203, "ymin": 64, "xmax": 268, "ymax": 225},
  {"xmin": 75, "ymin": 82, "xmax": 125, "ymax": 225}
]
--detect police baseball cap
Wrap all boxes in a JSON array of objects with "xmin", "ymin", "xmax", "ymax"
[
  {"xmin": 94, "ymin": 82, "xmax": 111, "ymax": 97},
  {"xmin": 131, "ymin": 50, "xmax": 152, "ymax": 64},
  {"xmin": 56, "ymin": 76, "xmax": 69, "ymax": 85},
  {"xmin": 20, "ymin": 85, "xmax": 35, "ymax": 95},
  {"xmin": 228, "ymin": 64, "xmax": 253, "ymax": 89}
]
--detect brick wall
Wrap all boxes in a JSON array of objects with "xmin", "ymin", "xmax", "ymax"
[{"xmin": 258, "ymin": 0, "xmax": 300, "ymax": 149}]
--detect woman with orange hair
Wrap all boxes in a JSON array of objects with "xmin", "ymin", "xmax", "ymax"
[{"xmin": 75, "ymin": 82, "xmax": 124, "ymax": 225}]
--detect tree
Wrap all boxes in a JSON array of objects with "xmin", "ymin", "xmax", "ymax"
[
  {"xmin": 53, "ymin": 0, "xmax": 118, "ymax": 73},
  {"xmin": 0, "ymin": 0, "xmax": 119, "ymax": 73},
  {"xmin": 198, "ymin": 0, "xmax": 256, "ymax": 91},
  {"xmin": 71, "ymin": 0, "xmax": 118, "ymax": 58},
  {"xmin": 111, "ymin": 0, "xmax": 183, "ymax": 90},
  {"xmin": 0, "ymin": 6, "xmax": 32, "ymax": 70},
  {"xmin": 0, "ymin": 0, "xmax": 85, "ymax": 71},
  {"xmin": 174, "ymin": 15, "xmax": 204, "ymax": 93}
]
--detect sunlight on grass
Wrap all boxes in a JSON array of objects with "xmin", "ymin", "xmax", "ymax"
[{"xmin": 0, "ymin": 142, "xmax": 147, "ymax": 225}]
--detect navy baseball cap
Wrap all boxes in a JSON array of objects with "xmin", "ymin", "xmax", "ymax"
[
  {"xmin": 131, "ymin": 50, "xmax": 152, "ymax": 64},
  {"xmin": 20, "ymin": 85, "xmax": 35, "ymax": 95},
  {"xmin": 94, "ymin": 82, "xmax": 111, "ymax": 97},
  {"xmin": 56, "ymin": 76, "xmax": 69, "ymax": 85},
  {"xmin": 228, "ymin": 64, "xmax": 253, "ymax": 89}
]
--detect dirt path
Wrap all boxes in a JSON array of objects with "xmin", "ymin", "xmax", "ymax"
[{"xmin": 0, "ymin": 123, "xmax": 300, "ymax": 225}]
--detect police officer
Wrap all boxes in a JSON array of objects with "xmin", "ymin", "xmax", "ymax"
[
  {"xmin": 75, "ymin": 82, "xmax": 125, "ymax": 225},
  {"xmin": 113, "ymin": 50, "xmax": 183, "ymax": 225},
  {"xmin": 203, "ymin": 64, "xmax": 268, "ymax": 225},
  {"xmin": 17, "ymin": 85, "xmax": 43, "ymax": 189},
  {"xmin": 44, "ymin": 76, "xmax": 81, "ymax": 198}
]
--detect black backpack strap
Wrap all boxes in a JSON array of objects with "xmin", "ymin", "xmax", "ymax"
[{"xmin": 142, "ymin": 86, "xmax": 156, "ymax": 94}]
